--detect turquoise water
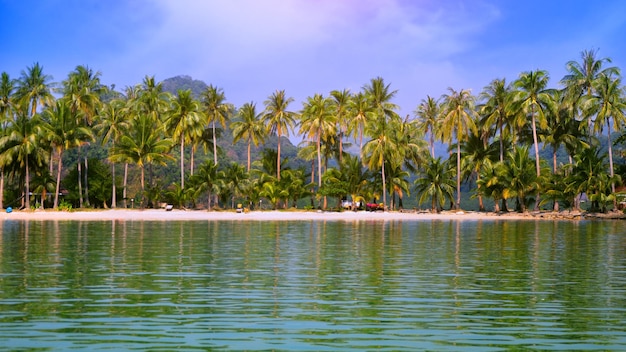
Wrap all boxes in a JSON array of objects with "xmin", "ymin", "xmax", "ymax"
[{"xmin": 0, "ymin": 219, "xmax": 625, "ymax": 351}]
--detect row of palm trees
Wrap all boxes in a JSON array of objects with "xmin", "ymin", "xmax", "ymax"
[{"xmin": 1, "ymin": 48, "xmax": 625, "ymax": 212}]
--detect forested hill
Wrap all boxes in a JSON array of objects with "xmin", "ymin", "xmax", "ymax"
[{"xmin": 161, "ymin": 75, "xmax": 208, "ymax": 97}]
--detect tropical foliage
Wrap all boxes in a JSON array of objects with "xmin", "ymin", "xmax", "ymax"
[{"xmin": 1, "ymin": 49, "xmax": 626, "ymax": 213}]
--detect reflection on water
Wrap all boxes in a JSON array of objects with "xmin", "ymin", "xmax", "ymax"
[{"xmin": 0, "ymin": 219, "xmax": 625, "ymax": 350}]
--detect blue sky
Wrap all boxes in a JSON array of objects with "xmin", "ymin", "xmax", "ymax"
[{"xmin": 2, "ymin": 0, "xmax": 626, "ymax": 119}]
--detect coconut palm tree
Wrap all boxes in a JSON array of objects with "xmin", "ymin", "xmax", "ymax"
[
  {"xmin": 415, "ymin": 95, "xmax": 441, "ymax": 158},
  {"xmin": 41, "ymin": 100, "xmax": 94, "ymax": 208},
  {"xmin": 330, "ymin": 89, "xmax": 351, "ymax": 163},
  {"xmin": 362, "ymin": 77, "xmax": 399, "ymax": 210},
  {"xmin": 262, "ymin": 90, "xmax": 297, "ymax": 181},
  {"xmin": 191, "ymin": 160, "xmax": 224, "ymax": 210},
  {"xmin": 231, "ymin": 102, "xmax": 266, "ymax": 172},
  {"xmin": 222, "ymin": 162, "xmax": 249, "ymax": 209},
  {"xmin": 167, "ymin": 89, "xmax": 203, "ymax": 189},
  {"xmin": 414, "ymin": 156, "xmax": 455, "ymax": 212},
  {"xmin": 460, "ymin": 129, "xmax": 499, "ymax": 211},
  {"xmin": 15, "ymin": 63, "xmax": 54, "ymax": 118},
  {"xmin": 299, "ymin": 93, "xmax": 335, "ymax": 191},
  {"xmin": 0, "ymin": 112, "xmax": 48, "ymax": 209},
  {"xmin": 61, "ymin": 65, "xmax": 105, "ymax": 207},
  {"xmin": 512, "ymin": 70, "xmax": 556, "ymax": 209},
  {"xmin": 583, "ymin": 73, "xmax": 626, "ymax": 201},
  {"xmin": 0, "ymin": 72, "xmax": 17, "ymax": 209},
  {"xmin": 479, "ymin": 78, "xmax": 513, "ymax": 162},
  {"xmin": 109, "ymin": 113, "xmax": 173, "ymax": 208},
  {"xmin": 347, "ymin": 91, "xmax": 373, "ymax": 154},
  {"xmin": 201, "ymin": 85, "xmax": 234, "ymax": 166},
  {"xmin": 440, "ymin": 87, "xmax": 477, "ymax": 210},
  {"xmin": 502, "ymin": 145, "xmax": 546, "ymax": 213},
  {"xmin": 95, "ymin": 98, "xmax": 129, "ymax": 208},
  {"xmin": 561, "ymin": 49, "xmax": 620, "ymax": 135}
]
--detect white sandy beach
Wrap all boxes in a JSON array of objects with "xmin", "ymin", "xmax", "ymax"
[{"xmin": 0, "ymin": 208, "xmax": 573, "ymax": 222}]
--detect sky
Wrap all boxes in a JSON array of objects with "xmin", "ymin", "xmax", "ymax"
[{"xmin": 2, "ymin": 0, "xmax": 626, "ymax": 121}]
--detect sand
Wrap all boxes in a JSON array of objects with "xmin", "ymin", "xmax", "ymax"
[{"xmin": 0, "ymin": 208, "xmax": 565, "ymax": 222}]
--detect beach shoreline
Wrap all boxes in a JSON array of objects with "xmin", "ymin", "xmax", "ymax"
[{"xmin": 0, "ymin": 208, "xmax": 621, "ymax": 222}]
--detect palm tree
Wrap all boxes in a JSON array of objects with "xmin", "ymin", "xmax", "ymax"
[
  {"xmin": 502, "ymin": 145, "xmax": 546, "ymax": 212},
  {"xmin": 362, "ymin": 77, "xmax": 399, "ymax": 210},
  {"xmin": 512, "ymin": 70, "xmax": 555, "ymax": 209},
  {"xmin": 231, "ymin": 102, "xmax": 266, "ymax": 172},
  {"xmin": 15, "ymin": 63, "xmax": 54, "ymax": 118},
  {"xmin": 347, "ymin": 91, "xmax": 373, "ymax": 154},
  {"xmin": 191, "ymin": 160, "xmax": 223, "ymax": 210},
  {"xmin": 201, "ymin": 85, "xmax": 233, "ymax": 166},
  {"xmin": 561, "ymin": 49, "xmax": 619, "ymax": 135},
  {"xmin": 61, "ymin": 65, "xmax": 105, "ymax": 208},
  {"xmin": 109, "ymin": 113, "xmax": 173, "ymax": 208},
  {"xmin": 0, "ymin": 72, "xmax": 17, "ymax": 209},
  {"xmin": 167, "ymin": 89, "xmax": 203, "ymax": 189},
  {"xmin": 262, "ymin": 90, "xmax": 297, "ymax": 181},
  {"xmin": 299, "ymin": 93, "xmax": 335, "ymax": 191},
  {"xmin": 223, "ymin": 162, "xmax": 249, "ymax": 209},
  {"xmin": 415, "ymin": 95, "xmax": 441, "ymax": 158},
  {"xmin": 330, "ymin": 89, "xmax": 351, "ymax": 163},
  {"xmin": 566, "ymin": 146, "xmax": 618, "ymax": 212},
  {"xmin": 476, "ymin": 160, "xmax": 508, "ymax": 213},
  {"xmin": 41, "ymin": 100, "xmax": 94, "ymax": 208},
  {"xmin": 414, "ymin": 156, "xmax": 455, "ymax": 212},
  {"xmin": 479, "ymin": 78, "xmax": 513, "ymax": 162},
  {"xmin": 583, "ymin": 73, "xmax": 626, "ymax": 201},
  {"xmin": 95, "ymin": 98, "xmax": 129, "ymax": 208},
  {"xmin": 0, "ymin": 112, "xmax": 47, "ymax": 209},
  {"xmin": 441, "ymin": 87, "xmax": 477, "ymax": 210},
  {"xmin": 460, "ymin": 129, "xmax": 499, "ymax": 211}
]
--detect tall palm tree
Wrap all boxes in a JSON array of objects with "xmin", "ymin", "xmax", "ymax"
[
  {"xmin": 362, "ymin": 77, "xmax": 399, "ymax": 210},
  {"xmin": 94, "ymin": 98, "xmax": 129, "ymax": 208},
  {"xmin": 201, "ymin": 85, "xmax": 233, "ymax": 166},
  {"xmin": 460, "ymin": 129, "xmax": 499, "ymax": 211},
  {"xmin": 167, "ymin": 89, "xmax": 203, "ymax": 189},
  {"xmin": 109, "ymin": 113, "xmax": 173, "ymax": 208},
  {"xmin": 299, "ymin": 93, "xmax": 335, "ymax": 191},
  {"xmin": 583, "ymin": 73, "xmax": 626, "ymax": 200},
  {"xmin": 61, "ymin": 65, "xmax": 104, "ymax": 208},
  {"xmin": 41, "ymin": 100, "xmax": 94, "ymax": 208},
  {"xmin": 512, "ymin": 70, "xmax": 556, "ymax": 209},
  {"xmin": 0, "ymin": 72, "xmax": 17, "ymax": 209},
  {"xmin": 441, "ymin": 87, "xmax": 477, "ymax": 210},
  {"xmin": 231, "ymin": 102, "xmax": 266, "ymax": 172},
  {"xmin": 561, "ymin": 49, "xmax": 619, "ymax": 135},
  {"xmin": 15, "ymin": 63, "xmax": 54, "ymax": 118},
  {"xmin": 347, "ymin": 91, "xmax": 373, "ymax": 154},
  {"xmin": 415, "ymin": 95, "xmax": 441, "ymax": 158},
  {"xmin": 262, "ymin": 90, "xmax": 297, "ymax": 181},
  {"xmin": 330, "ymin": 89, "xmax": 351, "ymax": 163},
  {"xmin": 479, "ymin": 78, "xmax": 513, "ymax": 162}
]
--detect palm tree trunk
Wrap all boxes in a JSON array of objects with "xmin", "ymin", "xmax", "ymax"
[
  {"xmin": 381, "ymin": 157, "xmax": 387, "ymax": 211},
  {"xmin": 190, "ymin": 144, "xmax": 195, "ymax": 176},
  {"xmin": 25, "ymin": 155, "xmax": 30, "ymax": 209},
  {"xmin": 111, "ymin": 162, "xmax": 116, "ymax": 208},
  {"xmin": 77, "ymin": 152, "xmax": 83, "ymax": 208},
  {"xmin": 607, "ymin": 119, "xmax": 616, "ymax": 209},
  {"xmin": 429, "ymin": 129, "xmax": 435, "ymax": 158},
  {"xmin": 498, "ymin": 119, "xmax": 504, "ymax": 162},
  {"xmin": 84, "ymin": 157, "xmax": 89, "ymax": 207},
  {"xmin": 531, "ymin": 113, "xmax": 541, "ymax": 210},
  {"xmin": 123, "ymin": 163, "xmax": 128, "ymax": 208},
  {"xmin": 277, "ymin": 127, "xmax": 282, "ymax": 181},
  {"xmin": 0, "ymin": 169, "xmax": 4, "ymax": 209},
  {"xmin": 180, "ymin": 138, "xmax": 185, "ymax": 189},
  {"xmin": 246, "ymin": 139, "xmax": 251, "ymax": 172},
  {"xmin": 212, "ymin": 121, "xmax": 218, "ymax": 166},
  {"xmin": 54, "ymin": 150, "xmax": 63, "ymax": 209},
  {"xmin": 140, "ymin": 166, "xmax": 145, "ymax": 209},
  {"xmin": 476, "ymin": 172, "xmax": 484, "ymax": 211},
  {"xmin": 456, "ymin": 142, "xmax": 461, "ymax": 210}
]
